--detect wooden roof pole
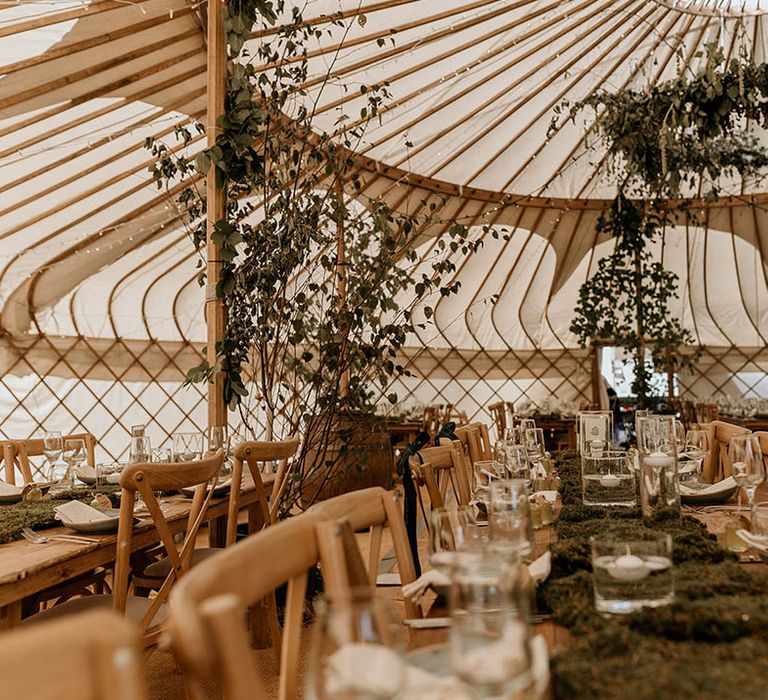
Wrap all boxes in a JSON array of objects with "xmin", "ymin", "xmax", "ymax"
[{"xmin": 206, "ymin": 0, "xmax": 227, "ymax": 431}]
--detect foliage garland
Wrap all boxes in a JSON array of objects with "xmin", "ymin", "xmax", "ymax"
[
  {"xmin": 542, "ymin": 452, "xmax": 768, "ymax": 699},
  {"xmin": 553, "ymin": 42, "xmax": 768, "ymax": 404},
  {"xmin": 147, "ymin": 2, "xmax": 493, "ymax": 510}
]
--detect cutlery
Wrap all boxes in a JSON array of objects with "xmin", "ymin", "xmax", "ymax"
[{"xmin": 20, "ymin": 528, "xmax": 99, "ymax": 545}]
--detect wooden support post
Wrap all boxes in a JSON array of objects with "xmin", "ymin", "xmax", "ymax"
[
  {"xmin": 206, "ymin": 0, "xmax": 228, "ymax": 431},
  {"xmin": 590, "ymin": 344, "xmax": 601, "ymax": 410},
  {"xmin": 335, "ymin": 180, "xmax": 349, "ymax": 398}
]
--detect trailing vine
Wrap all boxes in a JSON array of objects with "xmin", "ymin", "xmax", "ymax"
[
  {"xmin": 147, "ymin": 1, "xmax": 489, "ymax": 510},
  {"xmin": 552, "ymin": 41, "xmax": 768, "ymax": 405}
]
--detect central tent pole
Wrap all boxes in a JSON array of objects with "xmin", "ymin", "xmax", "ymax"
[{"xmin": 206, "ymin": 0, "xmax": 227, "ymax": 432}]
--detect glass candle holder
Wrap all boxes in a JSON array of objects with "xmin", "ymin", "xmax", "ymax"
[
  {"xmin": 590, "ymin": 532, "xmax": 674, "ymax": 614},
  {"xmin": 637, "ymin": 416, "xmax": 681, "ymax": 526},
  {"xmin": 581, "ymin": 450, "xmax": 635, "ymax": 506}
]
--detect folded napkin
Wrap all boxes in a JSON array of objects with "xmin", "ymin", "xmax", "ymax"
[
  {"xmin": 324, "ymin": 643, "xmax": 404, "ymax": 698},
  {"xmin": 679, "ymin": 476, "xmax": 737, "ymax": 497},
  {"xmin": 399, "ymin": 634, "xmax": 549, "ymax": 700},
  {"xmin": 0, "ymin": 481, "xmax": 22, "ymax": 497},
  {"xmin": 54, "ymin": 500, "xmax": 110, "ymax": 523},
  {"xmin": 736, "ymin": 530, "xmax": 768, "ymax": 553},
  {"xmin": 402, "ymin": 551, "xmax": 552, "ymax": 603}
]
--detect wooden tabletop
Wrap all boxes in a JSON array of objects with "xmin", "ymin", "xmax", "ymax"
[{"xmin": 0, "ymin": 473, "xmax": 274, "ymax": 620}]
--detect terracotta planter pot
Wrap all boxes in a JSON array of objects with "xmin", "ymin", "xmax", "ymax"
[{"xmin": 299, "ymin": 414, "xmax": 393, "ymax": 507}]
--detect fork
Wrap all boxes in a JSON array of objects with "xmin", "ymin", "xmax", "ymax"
[{"xmin": 20, "ymin": 528, "xmax": 99, "ymax": 545}]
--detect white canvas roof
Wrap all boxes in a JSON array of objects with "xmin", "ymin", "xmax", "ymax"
[{"xmin": 1, "ymin": 0, "xmax": 767, "ymax": 380}]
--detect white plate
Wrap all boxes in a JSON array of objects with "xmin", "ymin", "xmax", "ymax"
[
  {"xmin": 180, "ymin": 478, "xmax": 234, "ymax": 499},
  {"xmin": 56, "ymin": 508, "xmax": 138, "ymax": 533},
  {"xmin": 0, "ymin": 486, "xmax": 23, "ymax": 505},
  {"xmin": 75, "ymin": 465, "xmax": 98, "ymax": 485}
]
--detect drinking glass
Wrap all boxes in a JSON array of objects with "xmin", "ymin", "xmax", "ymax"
[
  {"xmin": 590, "ymin": 532, "xmax": 674, "ymax": 614},
  {"xmin": 308, "ymin": 589, "xmax": 405, "ymax": 700},
  {"xmin": 523, "ymin": 428, "xmax": 545, "ymax": 476},
  {"xmin": 60, "ymin": 438, "xmax": 86, "ymax": 489},
  {"xmin": 208, "ymin": 426, "xmax": 231, "ymax": 479},
  {"xmin": 450, "ymin": 551, "xmax": 533, "ymax": 698},
  {"xmin": 489, "ymin": 479, "xmax": 532, "ymax": 559},
  {"xmin": 128, "ymin": 435, "xmax": 151, "ymax": 464},
  {"xmin": 504, "ymin": 444, "xmax": 530, "ymax": 483},
  {"xmin": 674, "ymin": 420, "xmax": 686, "ymax": 457},
  {"xmin": 151, "ymin": 448, "xmax": 172, "ymax": 463},
  {"xmin": 636, "ymin": 416, "xmax": 681, "ymax": 526},
  {"xmin": 172, "ymin": 432, "xmax": 202, "ymax": 462},
  {"xmin": 472, "ymin": 460, "xmax": 503, "ymax": 500},
  {"xmin": 751, "ymin": 501, "xmax": 768, "ymax": 536},
  {"xmin": 681, "ymin": 429, "xmax": 709, "ymax": 485},
  {"xmin": 729, "ymin": 435, "xmax": 765, "ymax": 530},
  {"xmin": 518, "ymin": 418, "xmax": 536, "ymax": 433},
  {"xmin": 502, "ymin": 426, "xmax": 522, "ymax": 444},
  {"xmin": 581, "ymin": 451, "xmax": 635, "ymax": 506},
  {"xmin": 43, "ymin": 431, "xmax": 62, "ymax": 482},
  {"xmin": 430, "ymin": 506, "xmax": 486, "ymax": 572},
  {"xmin": 96, "ymin": 462, "xmax": 122, "ymax": 487}
]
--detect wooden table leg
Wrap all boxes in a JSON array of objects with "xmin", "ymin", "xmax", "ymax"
[
  {"xmin": 0, "ymin": 601, "xmax": 22, "ymax": 630},
  {"xmin": 208, "ymin": 515, "xmax": 227, "ymax": 549}
]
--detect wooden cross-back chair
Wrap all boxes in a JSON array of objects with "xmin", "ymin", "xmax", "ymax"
[
  {"xmin": 420, "ymin": 403, "xmax": 453, "ymax": 438},
  {"xmin": 168, "ymin": 510, "xmax": 371, "ymax": 700},
  {"xmin": 1, "ymin": 432, "xmax": 96, "ymax": 485},
  {"xmin": 694, "ymin": 421, "xmax": 750, "ymax": 483},
  {"xmin": 227, "ymin": 436, "xmax": 300, "ymax": 542},
  {"xmin": 0, "ymin": 610, "xmax": 146, "ymax": 700},
  {"xmin": 488, "ymin": 401, "xmax": 514, "ymax": 440},
  {"xmin": 307, "ymin": 486, "xmax": 421, "ymax": 619},
  {"xmin": 26, "ymin": 450, "xmax": 225, "ymax": 646},
  {"xmin": 451, "ymin": 422, "xmax": 493, "ymax": 464}
]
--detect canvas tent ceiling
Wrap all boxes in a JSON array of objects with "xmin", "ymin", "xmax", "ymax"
[{"xmin": 1, "ymin": 0, "xmax": 767, "ymax": 382}]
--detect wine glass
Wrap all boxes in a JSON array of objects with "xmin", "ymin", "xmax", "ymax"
[
  {"xmin": 523, "ymin": 428, "xmax": 545, "ymax": 474},
  {"xmin": 128, "ymin": 435, "xmax": 151, "ymax": 464},
  {"xmin": 308, "ymin": 589, "xmax": 406, "ymax": 700},
  {"xmin": 172, "ymin": 432, "xmax": 202, "ymax": 462},
  {"xmin": 682, "ymin": 429, "xmax": 709, "ymax": 485},
  {"xmin": 729, "ymin": 435, "xmax": 765, "ymax": 530},
  {"xmin": 518, "ymin": 418, "xmax": 536, "ymax": 433},
  {"xmin": 674, "ymin": 420, "xmax": 686, "ymax": 457},
  {"xmin": 504, "ymin": 444, "xmax": 530, "ymax": 484},
  {"xmin": 59, "ymin": 438, "xmax": 86, "ymax": 489},
  {"xmin": 208, "ymin": 426, "xmax": 231, "ymax": 480},
  {"xmin": 430, "ymin": 506, "xmax": 486, "ymax": 573},
  {"xmin": 450, "ymin": 550, "xmax": 533, "ymax": 699},
  {"xmin": 43, "ymin": 431, "xmax": 62, "ymax": 482}
]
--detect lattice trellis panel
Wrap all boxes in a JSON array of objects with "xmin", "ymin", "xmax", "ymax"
[
  {"xmin": 677, "ymin": 347, "xmax": 768, "ymax": 400},
  {"xmin": 0, "ymin": 334, "xmax": 265, "ymax": 464}
]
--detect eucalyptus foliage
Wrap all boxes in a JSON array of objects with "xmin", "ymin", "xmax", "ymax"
[
  {"xmin": 554, "ymin": 42, "xmax": 768, "ymax": 404},
  {"xmin": 147, "ymin": 0, "xmax": 484, "ymax": 510}
]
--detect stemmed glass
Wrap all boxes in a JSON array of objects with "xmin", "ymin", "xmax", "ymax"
[
  {"xmin": 504, "ymin": 444, "xmax": 530, "ymax": 483},
  {"xmin": 43, "ymin": 431, "xmax": 62, "ymax": 482},
  {"xmin": 430, "ymin": 506, "xmax": 485, "ymax": 572},
  {"xmin": 729, "ymin": 435, "xmax": 765, "ymax": 530},
  {"xmin": 172, "ymin": 432, "xmax": 202, "ymax": 462},
  {"xmin": 58, "ymin": 438, "xmax": 85, "ymax": 490},
  {"xmin": 128, "ymin": 435, "xmax": 151, "ymax": 464},
  {"xmin": 450, "ymin": 551, "xmax": 533, "ymax": 699},
  {"xmin": 682, "ymin": 430, "xmax": 709, "ymax": 485},
  {"xmin": 208, "ymin": 426, "xmax": 231, "ymax": 481},
  {"xmin": 308, "ymin": 589, "xmax": 406, "ymax": 700},
  {"xmin": 523, "ymin": 428, "xmax": 546, "ymax": 478}
]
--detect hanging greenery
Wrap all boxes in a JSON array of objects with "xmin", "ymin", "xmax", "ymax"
[
  {"xmin": 552, "ymin": 41, "xmax": 768, "ymax": 405},
  {"xmin": 147, "ymin": 0, "xmax": 488, "ymax": 511}
]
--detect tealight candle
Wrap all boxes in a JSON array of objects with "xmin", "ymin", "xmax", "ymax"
[
  {"xmin": 609, "ymin": 554, "xmax": 650, "ymax": 582},
  {"xmin": 644, "ymin": 451, "xmax": 674, "ymax": 468},
  {"xmin": 599, "ymin": 473, "xmax": 621, "ymax": 488}
]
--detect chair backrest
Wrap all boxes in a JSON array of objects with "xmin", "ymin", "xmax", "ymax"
[
  {"xmin": 488, "ymin": 401, "xmax": 514, "ymax": 439},
  {"xmin": 420, "ymin": 403, "xmax": 452, "ymax": 437},
  {"xmin": 112, "ymin": 449, "xmax": 225, "ymax": 634},
  {"xmin": 753, "ymin": 431, "xmax": 768, "ymax": 468},
  {"xmin": 453, "ymin": 422, "xmax": 493, "ymax": 463},
  {"xmin": 227, "ymin": 438, "xmax": 300, "ymax": 544},
  {"xmin": 307, "ymin": 486, "xmax": 421, "ymax": 619},
  {"xmin": 411, "ymin": 443, "xmax": 471, "ymax": 509},
  {"xmin": 0, "ymin": 609, "xmax": 145, "ymax": 700},
  {"xmin": 694, "ymin": 421, "xmax": 750, "ymax": 482},
  {"xmin": 168, "ymin": 511, "xmax": 366, "ymax": 700},
  {"xmin": 1, "ymin": 432, "xmax": 96, "ymax": 485}
]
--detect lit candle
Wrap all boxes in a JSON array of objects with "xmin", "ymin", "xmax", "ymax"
[
  {"xmin": 608, "ymin": 554, "xmax": 650, "ymax": 582},
  {"xmin": 644, "ymin": 451, "xmax": 674, "ymax": 468},
  {"xmin": 599, "ymin": 474, "xmax": 621, "ymax": 488}
]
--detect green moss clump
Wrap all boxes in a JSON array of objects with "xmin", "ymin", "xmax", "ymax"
[
  {"xmin": 0, "ymin": 487, "xmax": 119, "ymax": 544},
  {"xmin": 542, "ymin": 454, "xmax": 768, "ymax": 699}
]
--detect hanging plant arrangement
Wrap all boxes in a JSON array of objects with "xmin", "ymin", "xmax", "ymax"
[{"xmin": 551, "ymin": 41, "xmax": 768, "ymax": 406}]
